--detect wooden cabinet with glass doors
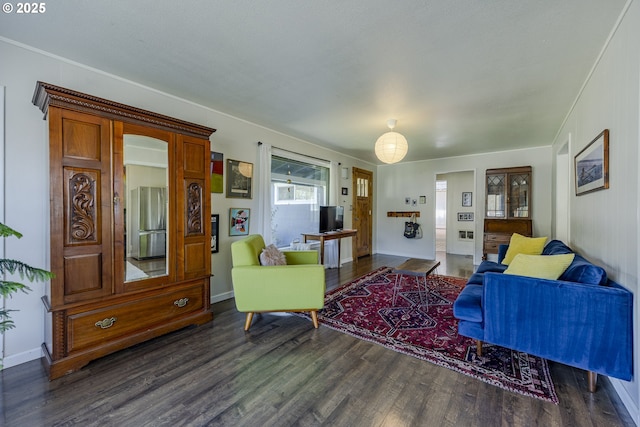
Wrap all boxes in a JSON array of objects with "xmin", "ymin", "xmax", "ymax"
[
  {"xmin": 483, "ymin": 166, "xmax": 533, "ymax": 259},
  {"xmin": 33, "ymin": 82, "xmax": 215, "ymax": 379}
]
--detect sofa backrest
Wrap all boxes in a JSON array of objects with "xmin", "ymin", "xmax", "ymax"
[
  {"xmin": 231, "ymin": 234, "xmax": 266, "ymax": 267},
  {"xmin": 543, "ymin": 240, "xmax": 608, "ymax": 286}
]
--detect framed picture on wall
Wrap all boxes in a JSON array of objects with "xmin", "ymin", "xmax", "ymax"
[
  {"xmin": 210, "ymin": 152, "xmax": 224, "ymax": 193},
  {"xmin": 229, "ymin": 208, "xmax": 250, "ymax": 236},
  {"xmin": 462, "ymin": 192, "xmax": 472, "ymax": 207},
  {"xmin": 575, "ymin": 129, "xmax": 609, "ymax": 196},
  {"xmin": 226, "ymin": 159, "xmax": 253, "ymax": 199},
  {"xmin": 211, "ymin": 214, "xmax": 219, "ymax": 253}
]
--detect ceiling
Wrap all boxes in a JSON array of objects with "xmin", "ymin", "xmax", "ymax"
[{"xmin": 0, "ymin": 1, "xmax": 627, "ymax": 164}]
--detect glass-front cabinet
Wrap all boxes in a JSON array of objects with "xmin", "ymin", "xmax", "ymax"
[
  {"xmin": 485, "ymin": 166, "xmax": 531, "ymax": 219},
  {"xmin": 483, "ymin": 166, "xmax": 532, "ymax": 260}
]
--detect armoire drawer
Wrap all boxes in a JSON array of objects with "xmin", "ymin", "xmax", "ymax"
[{"xmin": 66, "ymin": 283, "xmax": 205, "ymax": 353}]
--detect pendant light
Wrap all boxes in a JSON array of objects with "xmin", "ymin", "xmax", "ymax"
[{"xmin": 374, "ymin": 119, "xmax": 408, "ymax": 164}]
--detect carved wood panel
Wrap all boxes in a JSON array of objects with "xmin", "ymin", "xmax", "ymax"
[
  {"xmin": 64, "ymin": 169, "xmax": 99, "ymax": 245},
  {"xmin": 186, "ymin": 180, "xmax": 203, "ymax": 236}
]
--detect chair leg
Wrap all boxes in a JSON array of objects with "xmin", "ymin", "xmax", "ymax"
[
  {"xmin": 244, "ymin": 312, "xmax": 254, "ymax": 331},
  {"xmin": 476, "ymin": 340, "xmax": 483, "ymax": 357},
  {"xmin": 310, "ymin": 311, "xmax": 319, "ymax": 328},
  {"xmin": 587, "ymin": 371, "xmax": 598, "ymax": 392}
]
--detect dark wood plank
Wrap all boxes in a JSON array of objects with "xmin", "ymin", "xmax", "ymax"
[{"xmin": 0, "ymin": 253, "xmax": 634, "ymax": 426}]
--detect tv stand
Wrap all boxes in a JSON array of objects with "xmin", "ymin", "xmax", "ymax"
[{"xmin": 302, "ymin": 229, "xmax": 358, "ymax": 267}]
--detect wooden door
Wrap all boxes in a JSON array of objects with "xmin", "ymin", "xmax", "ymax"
[
  {"xmin": 49, "ymin": 108, "xmax": 113, "ymax": 306},
  {"xmin": 352, "ymin": 167, "xmax": 373, "ymax": 258},
  {"xmin": 176, "ymin": 134, "xmax": 211, "ymax": 280}
]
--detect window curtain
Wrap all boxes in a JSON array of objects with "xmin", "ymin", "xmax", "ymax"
[
  {"xmin": 330, "ymin": 161, "xmax": 340, "ymax": 205},
  {"xmin": 325, "ymin": 160, "xmax": 341, "ymax": 268},
  {"xmin": 257, "ymin": 142, "xmax": 272, "ymax": 244}
]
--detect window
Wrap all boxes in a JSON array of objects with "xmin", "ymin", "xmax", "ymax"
[{"xmin": 270, "ymin": 154, "xmax": 330, "ymax": 248}]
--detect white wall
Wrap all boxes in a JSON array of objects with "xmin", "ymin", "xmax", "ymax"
[
  {"xmin": 0, "ymin": 39, "xmax": 374, "ymax": 367},
  {"xmin": 375, "ymin": 147, "xmax": 552, "ymax": 265},
  {"xmin": 551, "ymin": 1, "xmax": 640, "ymax": 420},
  {"xmin": 440, "ymin": 171, "xmax": 475, "ymax": 256}
]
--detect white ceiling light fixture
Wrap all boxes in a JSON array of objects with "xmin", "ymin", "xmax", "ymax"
[{"xmin": 374, "ymin": 119, "xmax": 408, "ymax": 164}]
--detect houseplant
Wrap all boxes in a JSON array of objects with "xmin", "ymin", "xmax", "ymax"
[{"xmin": 0, "ymin": 222, "xmax": 54, "ymax": 367}]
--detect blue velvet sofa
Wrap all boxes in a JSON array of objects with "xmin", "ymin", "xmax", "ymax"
[{"xmin": 453, "ymin": 240, "xmax": 633, "ymax": 391}]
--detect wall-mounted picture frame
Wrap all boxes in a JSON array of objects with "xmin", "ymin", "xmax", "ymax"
[
  {"xmin": 210, "ymin": 152, "xmax": 224, "ymax": 193},
  {"xmin": 210, "ymin": 214, "xmax": 219, "ymax": 253},
  {"xmin": 341, "ymin": 187, "xmax": 348, "ymax": 196},
  {"xmin": 457, "ymin": 212, "xmax": 474, "ymax": 221},
  {"xmin": 462, "ymin": 192, "xmax": 472, "ymax": 207},
  {"xmin": 466, "ymin": 230, "xmax": 474, "ymax": 240},
  {"xmin": 229, "ymin": 208, "xmax": 250, "ymax": 236},
  {"xmin": 575, "ymin": 129, "xmax": 609, "ymax": 196},
  {"xmin": 226, "ymin": 159, "xmax": 253, "ymax": 199}
]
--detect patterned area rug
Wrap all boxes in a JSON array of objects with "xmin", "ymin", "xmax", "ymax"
[{"xmin": 297, "ymin": 267, "xmax": 558, "ymax": 404}]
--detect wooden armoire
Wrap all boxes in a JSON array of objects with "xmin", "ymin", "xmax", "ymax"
[{"xmin": 33, "ymin": 82, "xmax": 215, "ymax": 379}]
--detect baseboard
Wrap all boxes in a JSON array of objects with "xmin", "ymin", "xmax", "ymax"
[
  {"xmin": 211, "ymin": 290, "xmax": 234, "ymax": 304},
  {"xmin": 1, "ymin": 346, "xmax": 42, "ymax": 369},
  {"xmin": 610, "ymin": 378, "xmax": 638, "ymax": 425}
]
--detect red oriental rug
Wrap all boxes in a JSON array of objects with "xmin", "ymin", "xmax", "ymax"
[{"xmin": 296, "ymin": 267, "xmax": 558, "ymax": 404}]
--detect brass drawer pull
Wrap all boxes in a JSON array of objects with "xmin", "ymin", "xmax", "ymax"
[
  {"xmin": 174, "ymin": 298, "xmax": 189, "ymax": 308},
  {"xmin": 95, "ymin": 317, "xmax": 117, "ymax": 329}
]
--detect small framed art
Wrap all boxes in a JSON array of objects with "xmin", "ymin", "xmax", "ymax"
[
  {"xmin": 210, "ymin": 214, "xmax": 219, "ymax": 253},
  {"xmin": 575, "ymin": 129, "xmax": 609, "ymax": 196},
  {"xmin": 226, "ymin": 159, "xmax": 253, "ymax": 199},
  {"xmin": 210, "ymin": 152, "xmax": 224, "ymax": 193},
  {"xmin": 462, "ymin": 192, "xmax": 472, "ymax": 207},
  {"xmin": 229, "ymin": 208, "xmax": 250, "ymax": 236}
]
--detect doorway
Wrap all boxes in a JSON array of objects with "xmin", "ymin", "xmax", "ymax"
[
  {"xmin": 435, "ymin": 171, "xmax": 475, "ymax": 257},
  {"xmin": 435, "ymin": 179, "xmax": 447, "ymax": 253},
  {"xmin": 352, "ymin": 167, "xmax": 373, "ymax": 258}
]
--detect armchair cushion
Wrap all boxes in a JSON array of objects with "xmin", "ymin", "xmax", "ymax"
[{"xmin": 260, "ymin": 244, "xmax": 287, "ymax": 266}]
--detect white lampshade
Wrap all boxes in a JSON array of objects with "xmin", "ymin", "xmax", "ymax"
[{"xmin": 375, "ymin": 131, "xmax": 408, "ymax": 164}]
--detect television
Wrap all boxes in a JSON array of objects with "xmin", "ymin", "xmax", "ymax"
[{"xmin": 319, "ymin": 205, "xmax": 344, "ymax": 233}]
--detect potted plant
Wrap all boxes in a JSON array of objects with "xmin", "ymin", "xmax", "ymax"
[{"xmin": 0, "ymin": 222, "xmax": 54, "ymax": 368}]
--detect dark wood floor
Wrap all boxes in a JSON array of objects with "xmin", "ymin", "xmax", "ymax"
[{"xmin": 0, "ymin": 253, "xmax": 634, "ymax": 426}]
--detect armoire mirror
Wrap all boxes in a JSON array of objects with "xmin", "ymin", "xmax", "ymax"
[{"xmin": 124, "ymin": 134, "xmax": 169, "ymax": 282}]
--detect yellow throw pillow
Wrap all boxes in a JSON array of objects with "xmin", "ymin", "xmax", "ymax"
[
  {"xmin": 504, "ymin": 253, "xmax": 575, "ymax": 280},
  {"xmin": 502, "ymin": 233, "xmax": 547, "ymax": 265}
]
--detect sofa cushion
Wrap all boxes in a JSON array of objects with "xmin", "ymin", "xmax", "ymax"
[
  {"xmin": 560, "ymin": 254, "xmax": 608, "ymax": 285},
  {"xmin": 502, "ymin": 233, "xmax": 547, "ymax": 265},
  {"xmin": 475, "ymin": 261, "xmax": 508, "ymax": 274},
  {"xmin": 466, "ymin": 273, "xmax": 485, "ymax": 286},
  {"xmin": 504, "ymin": 253, "xmax": 575, "ymax": 280},
  {"xmin": 452, "ymin": 285, "xmax": 483, "ymax": 322},
  {"xmin": 541, "ymin": 240, "xmax": 607, "ymax": 285},
  {"xmin": 259, "ymin": 244, "xmax": 287, "ymax": 266},
  {"xmin": 542, "ymin": 240, "xmax": 573, "ymax": 255}
]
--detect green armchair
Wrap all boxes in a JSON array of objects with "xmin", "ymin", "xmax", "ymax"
[{"xmin": 231, "ymin": 234, "xmax": 326, "ymax": 331}]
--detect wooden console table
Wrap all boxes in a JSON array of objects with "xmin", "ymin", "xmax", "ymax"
[{"xmin": 302, "ymin": 229, "xmax": 358, "ymax": 267}]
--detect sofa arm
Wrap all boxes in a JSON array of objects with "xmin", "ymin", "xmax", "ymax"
[
  {"xmin": 482, "ymin": 272, "xmax": 633, "ymax": 380},
  {"xmin": 232, "ymin": 265, "xmax": 326, "ymax": 312},
  {"xmin": 282, "ymin": 250, "xmax": 318, "ymax": 265}
]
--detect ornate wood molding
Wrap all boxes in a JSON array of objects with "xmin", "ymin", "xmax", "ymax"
[{"xmin": 33, "ymin": 81, "xmax": 216, "ymax": 139}]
